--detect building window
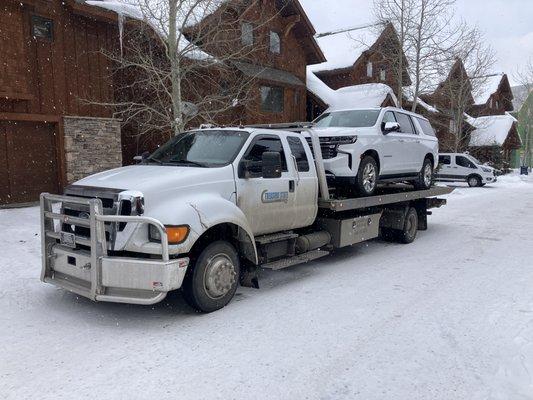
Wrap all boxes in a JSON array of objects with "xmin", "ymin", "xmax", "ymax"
[
  {"xmin": 489, "ymin": 98, "xmax": 494, "ymax": 108},
  {"xmin": 269, "ymin": 31, "xmax": 281, "ymax": 54},
  {"xmin": 380, "ymin": 68, "xmax": 386, "ymax": 81},
  {"xmin": 366, "ymin": 62, "xmax": 373, "ymax": 77},
  {"xmin": 241, "ymin": 22, "xmax": 254, "ymax": 46},
  {"xmin": 449, "ymin": 119, "xmax": 456, "ymax": 134},
  {"xmin": 31, "ymin": 15, "xmax": 53, "ymax": 40},
  {"xmin": 260, "ymin": 86, "xmax": 284, "ymax": 113}
]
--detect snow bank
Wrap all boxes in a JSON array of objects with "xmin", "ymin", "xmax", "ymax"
[
  {"xmin": 469, "ymin": 114, "xmax": 518, "ymax": 147},
  {"xmin": 307, "ymin": 68, "xmax": 398, "ymax": 111}
]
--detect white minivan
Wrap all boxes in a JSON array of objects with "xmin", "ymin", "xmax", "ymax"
[
  {"xmin": 436, "ymin": 153, "xmax": 498, "ymax": 187},
  {"xmin": 307, "ymin": 107, "xmax": 439, "ymax": 196}
]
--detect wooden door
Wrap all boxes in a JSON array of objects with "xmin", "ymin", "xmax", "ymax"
[{"xmin": 0, "ymin": 121, "xmax": 59, "ymax": 205}]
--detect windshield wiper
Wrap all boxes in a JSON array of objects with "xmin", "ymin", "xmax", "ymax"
[
  {"xmin": 170, "ymin": 160, "xmax": 208, "ymax": 168},
  {"xmin": 147, "ymin": 157, "xmax": 163, "ymax": 165}
]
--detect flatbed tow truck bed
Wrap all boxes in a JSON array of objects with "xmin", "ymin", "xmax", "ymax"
[{"xmin": 319, "ymin": 185, "xmax": 453, "ymax": 211}]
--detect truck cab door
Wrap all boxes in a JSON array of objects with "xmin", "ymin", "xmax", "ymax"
[
  {"xmin": 286, "ymin": 136, "xmax": 319, "ymax": 229},
  {"xmin": 235, "ymin": 135, "xmax": 302, "ymax": 236}
]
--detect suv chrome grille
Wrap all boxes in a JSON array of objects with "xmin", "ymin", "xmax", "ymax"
[{"xmin": 305, "ymin": 136, "xmax": 357, "ymax": 160}]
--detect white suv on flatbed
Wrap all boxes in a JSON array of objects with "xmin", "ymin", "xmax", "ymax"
[{"xmin": 307, "ymin": 107, "xmax": 439, "ymax": 196}]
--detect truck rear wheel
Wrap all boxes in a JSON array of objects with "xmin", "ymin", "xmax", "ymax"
[
  {"xmin": 182, "ymin": 241, "xmax": 240, "ymax": 313},
  {"xmin": 399, "ymin": 207, "xmax": 419, "ymax": 244},
  {"xmin": 381, "ymin": 207, "xmax": 419, "ymax": 244}
]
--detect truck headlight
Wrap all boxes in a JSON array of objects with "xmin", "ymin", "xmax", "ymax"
[
  {"xmin": 149, "ymin": 224, "xmax": 190, "ymax": 244},
  {"xmin": 481, "ymin": 167, "xmax": 492, "ymax": 173}
]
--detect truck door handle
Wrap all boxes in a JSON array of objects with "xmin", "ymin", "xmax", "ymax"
[{"xmin": 289, "ymin": 180, "xmax": 295, "ymax": 193}]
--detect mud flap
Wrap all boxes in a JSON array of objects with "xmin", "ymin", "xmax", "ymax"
[{"xmin": 240, "ymin": 263, "xmax": 260, "ymax": 289}]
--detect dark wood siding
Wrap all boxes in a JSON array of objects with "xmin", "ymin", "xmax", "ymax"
[
  {"xmin": 0, "ymin": 121, "xmax": 59, "ymax": 204},
  {"xmin": 0, "ymin": 0, "xmax": 116, "ymax": 119}
]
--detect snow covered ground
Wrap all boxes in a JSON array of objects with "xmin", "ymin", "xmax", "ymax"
[{"xmin": 1, "ymin": 173, "xmax": 532, "ymax": 400}]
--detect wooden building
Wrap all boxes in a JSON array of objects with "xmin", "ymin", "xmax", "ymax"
[
  {"xmin": 184, "ymin": 0, "xmax": 326, "ymax": 125},
  {"xmin": 0, "ymin": 0, "xmax": 122, "ymax": 205},
  {"xmin": 469, "ymin": 73, "xmax": 514, "ymax": 117},
  {"xmin": 310, "ymin": 23, "xmax": 411, "ymax": 96}
]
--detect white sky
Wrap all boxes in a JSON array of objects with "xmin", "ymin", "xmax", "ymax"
[{"xmin": 300, "ymin": 0, "xmax": 533, "ymax": 86}]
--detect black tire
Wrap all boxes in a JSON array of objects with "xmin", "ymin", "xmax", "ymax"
[
  {"xmin": 414, "ymin": 158, "xmax": 433, "ymax": 190},
  {"xmin": 356, "ymin": 156, "xmax": 379, "ymax": 197},
  {"xmin": 467, "ymin": 175, "xmax": 482, "ymax": 187},
  {"xmin": 398, "ymin": 207, "xmax": 418, "ymax": 244},
  {"xmin": 182, "ymin": 241, "xmax": 240, "ymax": 313}
]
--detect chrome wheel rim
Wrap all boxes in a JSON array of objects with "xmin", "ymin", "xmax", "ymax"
[
  {"xmin": 203, "ymin": 253, "xmax": 237, "ymax": 299},
  {"xmin": 469, "ymin": 177, "xmax": 477, "ymax": 186},
  {"xmin": 362, "ymin": 163, "xmax": 377, "ymax": 193},
  {"xmin": 423, "ymin": 164, "xmax": 432, "ymax": 187}
]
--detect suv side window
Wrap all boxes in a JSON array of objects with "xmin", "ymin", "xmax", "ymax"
[
  {"xmin": 287, "ymin": 136, "xmax": 310, "ymax": 172},
  {"xmin": 243, "ymin": 136, "xmax": 288, "ymax": 174},
  {"xmin": 416, "ymin": 118, "xmax": 436, "ymax": 137},
  {"xmin": 456, "ymin": 156, "xmax": 476, "ymax": 169},
  {"xmin": 439, "ymin": 155, "xmax": 451, "ymax": 165},
  {"xmin": 395, "ymin": 112, "xmax": 415, "ymax": 134}
]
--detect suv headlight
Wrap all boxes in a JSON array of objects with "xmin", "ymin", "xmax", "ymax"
[
  {"xmin": 481, "ymin": 167, "xmax": 492, "ymax": 173},
  {"xmin": 149, "ymin": 224, "xmax": 190, "ymax": 244}
]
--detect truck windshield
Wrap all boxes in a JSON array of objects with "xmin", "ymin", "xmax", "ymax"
[
  {"xmin": 314, "ymin": 110, "xmax": 380, "ymax": 128},
  {"xmin": 148, "ymin": 130, "xmax": 249, "ymax": 167}
]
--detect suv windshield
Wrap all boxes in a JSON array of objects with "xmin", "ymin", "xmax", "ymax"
[
  {"xmin": 314, "ymin": 110, "xmax": 380, "ymax": 128},
  {"xmin": 148, "ymin": 130, "xmax": 249, "ymax": 167}
]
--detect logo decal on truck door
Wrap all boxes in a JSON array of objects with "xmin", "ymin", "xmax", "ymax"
[{"xmin": 261, "ymin": 190, "xmax": 289, "ymax": 204}]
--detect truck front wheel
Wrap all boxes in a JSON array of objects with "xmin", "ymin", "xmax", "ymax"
[{"xmin": 182, "ymin": 241, "xmax": 240, "ymax": 313}]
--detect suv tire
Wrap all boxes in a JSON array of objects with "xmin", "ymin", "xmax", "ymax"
[
  {"xmin": 356, "ymin": 155, "xmax": 378, "ymax": 197},
  {"xmin": 468, "ymin": 175, "xmax": 482, "ymax": 187},
  {"xmin": 414, "ymin": 158, "xmax": 433, "ymax": 190},
  {"xmin": 182, "ymin": 241, "xmax": 240, "ymax": 313}
]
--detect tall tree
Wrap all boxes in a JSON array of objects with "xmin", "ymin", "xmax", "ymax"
[
  {"xmin": 373, "ymin": 0, "xmax": 416, "ymax": 108},
  {"xmin": 514, "ymin": 58, "xmax": 533, "ymax": 166},
  {"xmin": 88, "ymin": 0, "xmax": 277, "ymax": 138}
]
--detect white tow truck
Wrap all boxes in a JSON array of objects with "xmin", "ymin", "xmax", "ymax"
[{"xmin": 40, "ymin": 125, "xmax": 452, "ymax": 312}]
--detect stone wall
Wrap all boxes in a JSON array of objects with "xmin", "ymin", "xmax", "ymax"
[{"xmin": 63, "ymin": 116, "xmax": 122, "ymax": 183}]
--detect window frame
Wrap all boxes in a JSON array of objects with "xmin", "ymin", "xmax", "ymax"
[
  {"xmin": 394, "ymin": 112, "xmax": 417, "ymax": 135},
  {"xmin": 455, "ymin": 155, "xmax": 477, "ymax": 169},
  {"xmin": 241, "ymin": 134, "xmax": 289, "ymax": 177},
  {"xmin": 287, "ymin": 136, "xmax": 310, "ymax": 172},
  {"xmin": 241, "ymin": 22, "xmax": 254, "ymax": 47},
  {"xmin": 260, "ymin": 86, "xmax": 284, "ymax": 114},
  {"xmin": 366, "ymin": 62, "xmax": 373, "ymax": 78},
  {"xmin": 439, "ymin": 155, "xmax": 451, "ymax": 165},
  {"xmin": 31, "ymin": 15, "xmax": 54, "ymax": 41},
  {"xmin": 269, "ymin": 30, "xmax": 281, "ymax": 54}
]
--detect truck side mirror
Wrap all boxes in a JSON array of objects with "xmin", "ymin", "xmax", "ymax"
[
  {"xmin": 383, "ymin": 122, "xmax": 400, "ymax": 134},
  {"xmin": 262, "ymin": 152, "xmax": 282, "ymax": 179},
  {"xmin": 133, "ymin": 151, "xmax": 150, "ymax": 163}
]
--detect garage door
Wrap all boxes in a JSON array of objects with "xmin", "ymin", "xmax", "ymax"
[{"xmin": 0, "ymin": 121, "xmax": 60, "ymax": 205}]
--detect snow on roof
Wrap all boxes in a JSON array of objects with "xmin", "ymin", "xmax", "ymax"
[
  {"xmin": 307, "ymin": 68, "xmax": 397, "ymax": 110},
  {"xmin": 85, "ymin": 0, "xmax": 220, "ymax": 61},
  {"xmin": 473, "ymin": 73, "xmax": 504, "ymax": 105},
  {"xmin": 469, "ymin": 114, "xmax": 517, "ymax": 147},
  {"xmin": 403, "ymin": 87, "xmax": 439, "ymax": 113},
  {"xmin": 308, "ymin": 23, "xmax": 383, "ymax": 73}
]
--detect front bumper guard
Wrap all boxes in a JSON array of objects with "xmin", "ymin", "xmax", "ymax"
[{"xmin": 40, "ymin": 193, "xmax": 189, "ymax": 305}]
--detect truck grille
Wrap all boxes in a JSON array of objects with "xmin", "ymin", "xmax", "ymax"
[{"xmin": 61, "ymin": 186, "xmax": 126, "ymax": 248}]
